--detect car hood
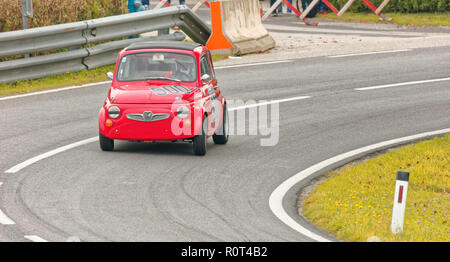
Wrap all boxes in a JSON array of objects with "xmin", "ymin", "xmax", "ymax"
[{"xmin": 110, "ymin": 84, "xmax": 198, "ymax": 104}]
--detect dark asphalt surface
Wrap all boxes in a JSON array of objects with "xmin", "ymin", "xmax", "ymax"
[
  {"xmin": 0, "ymin": 6, "xmax": 449, "ymax": 241},
  {"xmin": 0, "ymin": 44, "xmax": 449, "ymax": 241}
]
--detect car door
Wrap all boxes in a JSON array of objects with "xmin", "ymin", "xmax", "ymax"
[
  {"xmin": 206, "ymin": 50, "xmax": 221, "ymax": 100},
  {"xmin": 200, "ymin": 53, "xmax": 215, "ymax": 132}
]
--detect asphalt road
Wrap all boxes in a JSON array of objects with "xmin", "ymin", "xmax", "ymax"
[{"xmin": 0, "ymin": 39, "xmax": 449, "ymax": 241}]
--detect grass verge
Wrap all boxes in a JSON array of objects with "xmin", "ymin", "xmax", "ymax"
[
  {"xmin": 0, "ymin": 65, "xmax": 115, "ymax": 97},
  {"xmin": 302, "ymin": 134, "xmax": 450, "ymax": 242},
  {"xmin": 318, "ymin": 12, "xmax": 450, "ymax": 27},
  {"xmin": 0, "ymin": 55, "xmax": 229, "ymax": 97}
]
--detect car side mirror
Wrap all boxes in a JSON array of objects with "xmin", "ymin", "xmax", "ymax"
[
  {"xmin": 201, "ymin": 74, "xmax": 211, "ymax": 84},
  {"xmin": 107, "ymin": 72, "xmax": 114, "ymax": 81}
]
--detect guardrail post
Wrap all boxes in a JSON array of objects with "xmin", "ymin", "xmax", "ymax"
[{"xmin": 22, "ymin": 0, "xmax": 33, "ymax": 58}]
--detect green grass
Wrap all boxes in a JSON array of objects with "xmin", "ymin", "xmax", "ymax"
[
  {"xmin": 0, "ymin": 54, "xmax": 229, "ymax": 97},
  {"xmin": 212, "ymin": 54, "xmax": 231, "ymax": 61},
  {"xmin": 318, "ymin": 12, "xmax": 450, "ymax": 27},
  {"xmin": 303, "ymin": 134, "xmax": 450, "ymax": 242},
  {"xmin": 0, "ymin": 65, "xmax": 116, "ymax": 97}
]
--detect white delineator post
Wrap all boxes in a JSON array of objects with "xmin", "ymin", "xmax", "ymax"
[{"xmin": 391, "ymin": 171, "xmax": 410, "ymax": 234}]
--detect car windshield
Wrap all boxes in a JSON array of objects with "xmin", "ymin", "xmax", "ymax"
[{"xmin": 116, "ymin": 52, "xmax": 197, "ymax": 82}]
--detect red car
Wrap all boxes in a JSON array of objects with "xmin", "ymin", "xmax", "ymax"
[{"xmin": 98, "ymin": 41, "xmax": 229, "ymax": 155}]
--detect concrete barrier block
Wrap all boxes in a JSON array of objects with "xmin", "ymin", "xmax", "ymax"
[{"xmin": 221, "ymin": 0, "xmax": 275, "ymax": 55}]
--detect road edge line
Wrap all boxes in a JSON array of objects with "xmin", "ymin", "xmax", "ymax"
[
  {"xmin": 269, "ymin": 128, "xmax": 450, "ymax": 242},
  {"xmin": 4, "ymin": 95, "xmax": 311, "ymax": 174},
  {"xmin": 24, "ymin": 235, "xmax": 48, "ymax": 242},
  {"xmin": 0, "ymin": 81, "xmax": 111, "ymax": 101},
  {"xmin": 4, "ymin": 137, "xmax": 99, "ymax": 174},
  {"xmin": 355, "ymin": 77, "xmax": 450, "ymax": 91},
  {"xmin": 328, "ymin": 49, "xmax": 411, "ymax": 58},
  {"xmin": 0, "ymin": 60, "xmax": 294, "ymax": 101}
]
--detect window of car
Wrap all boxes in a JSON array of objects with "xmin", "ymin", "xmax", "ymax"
[
  {"xmin": 116, "ymin": 52, "xmax": 197, "ymax": 82},
  {"xmin": 200, "ymin": 55, "xmax": 212, "ymax": 81},
  {"xmin": 207, "ymin": 51, "xmax": 216, "ymax": 79}
]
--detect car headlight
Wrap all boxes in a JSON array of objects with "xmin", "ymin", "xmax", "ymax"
[
  {"xmin": 108, "ymin": 106, "xmax": 120, "ymax": 119},
  {"xmin": 176, "ymin": 106, "xmax": 190, "ymax": 119}
]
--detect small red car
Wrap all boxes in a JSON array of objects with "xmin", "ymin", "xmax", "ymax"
[{"xmin": 98, "ymin": 41, "xmax": 229, "ymax": 155}]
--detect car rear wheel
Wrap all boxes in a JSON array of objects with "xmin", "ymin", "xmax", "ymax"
[
  {"xmin": 99, "ymin": 131, "xmax": 114, "ymax": 151},
  {"xmin": 193, "ymin": 116, "xmax": 207, "ymax": 156},
  {"xmin": 213, "ymin": 104, "xmax": 229, "ymax": 145}
]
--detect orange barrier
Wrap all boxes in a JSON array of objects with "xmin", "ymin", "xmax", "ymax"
[{"xmin": 205, "ymin": 1, "xmax": 234, "ymax": 53}]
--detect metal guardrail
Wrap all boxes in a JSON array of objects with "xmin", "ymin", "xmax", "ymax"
[{"xmin": 0, "ymin": 6, "xmax": 211, "ymax": 83}]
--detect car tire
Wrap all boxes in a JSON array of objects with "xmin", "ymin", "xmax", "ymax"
[
  {"xmin": 213, "ymin": 104, "xmax": 229, "ymax": 145},
  {"xmin": 193, "ymin": 116, "xmax": 207, "ymax": 156},
  {"xmin": 99, "ymin": 131, "xmax": 114, "ymax": 151}
]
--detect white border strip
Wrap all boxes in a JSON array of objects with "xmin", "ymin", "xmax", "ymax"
[
  {"xmin": 229, "ymin": 96, "xmax": 311, "ymax": 111},
  {"xmin": 0, "ymin": 182, "xmax": 16, "ymax": 225},
  {"xmin": 0, "ymin": 209, "xmax": 16, "ymax": 225},
  {"xmin": 24, "ymin": 235, "xmax": 48, "ymax": 242},
  {"xmin": 215, "ymin": 60, "xmax": 292, "ymax": 70},
  {"xmin": 269, "ymin": 128, "xmax": 450, "ymax": 242},
  {"xmin": 4, "ymin": 96, "xmax": 311, "ymax": 174},
  {"xmin": 4, "ymin": 137, "xmax": 99, "ymax": 174},
  {"xmin": 355, "ymin": 77, "xmax": 450, "ymax": 91},
  {"xmin": 0, "ymin": 60, "xmax": 294, "ymax": 102},
  {"xmin": 0, "ymin": 81, "xmax": 111, "ymax": 102},
  {"xmin": 329, "ymin": 49, "xmax": 411, "ymax": 58}
]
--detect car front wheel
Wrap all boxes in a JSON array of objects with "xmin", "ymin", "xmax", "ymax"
[
  {"xmin": 99, "ymin": 131, "xmax": 114, "ymax": 151},
  {"xmin": 193, "ymin": 116, "xmax": 207, "ymax": 156},
  {"xmin": 213, "ymin": 104, "xmax": 229, "ymax": 145}
]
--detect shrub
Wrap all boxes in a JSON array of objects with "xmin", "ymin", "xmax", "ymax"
[{"xmin": 0, "ymin": 0, "xmax": 124, "ymax": 32}]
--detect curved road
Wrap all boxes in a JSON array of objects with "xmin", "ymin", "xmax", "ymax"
[{"xmin": 0, "ymin": 44, "xmax": 449, "ymax": 241}]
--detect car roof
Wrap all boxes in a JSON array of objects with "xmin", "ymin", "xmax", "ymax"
[{"xmin": 125, "ymin": 41, "xmax": 203, "ymax": 52}]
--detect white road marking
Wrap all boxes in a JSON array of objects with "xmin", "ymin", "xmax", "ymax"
[
  {"xmin": 0, "ymin": 60, "xmax": 292, "ymax": 102},
  {"xmin": 0, "ymin": 182, "xmax": 16, "ymax": 225},
  {"xmin": 0, "ymin": 209, "xmax": 15, "ymax": 225},
  {"xmin": 4, "ymin": 137, "xmax": 99, "ymax": 174},
  {"xmin": 215, "ymin": 60, "xmax": 292, "ymax": 70},
  {"xmin": 269, "ymin": 128, "xmax": 450, "ymax": 242},
  {"xmin": 329, "ymin": 49, "xmax": 411, "ymax": 58},
  {"xmin": 4, "ymin": 96, "xmax": 310, "ymax": 173},
  {"xmin": 355, "ymin": 77, "xmax": 450, "ymax": 91},
  {"xmin": 24, "ymin": 235, "xmax": 48, "ymax": 242},
  {"xmin": 229, "ymin": 96, "xmax": 311, "ymax": 111},
  {"xmin": 0, "ymin": 81, "xmax": 111, "ymax": 102}
]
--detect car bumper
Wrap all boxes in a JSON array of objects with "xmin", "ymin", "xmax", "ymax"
[{"xmin": 99, "ymin": 103, "xmax": 202, "ymax": 141}]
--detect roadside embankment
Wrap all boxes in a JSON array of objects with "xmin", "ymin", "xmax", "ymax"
[{"xmin": 301, "ymin": 134, "xmax": 450, "ymax": 242}]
